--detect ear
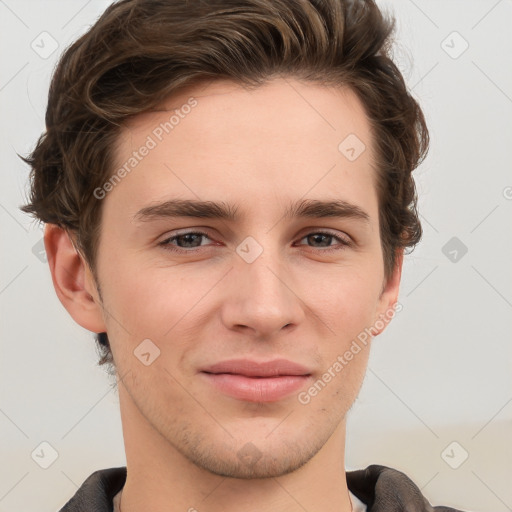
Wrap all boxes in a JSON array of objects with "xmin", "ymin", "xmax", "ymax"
[
  {"xmin": 44, "ymin": 224, "xmax": 107, "ymax": 333},
  {"xmin": 372, "ymin": 248, "xmax": 403, "ymax": 336}
]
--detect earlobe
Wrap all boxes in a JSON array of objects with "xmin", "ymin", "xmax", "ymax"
[
  {"xmin": 44, "ymin": 224, "xmax": 107, "ymax": 334},
  {"xmin": 373, "ymin": 249, "xmax": 404, "ymax": 336}
]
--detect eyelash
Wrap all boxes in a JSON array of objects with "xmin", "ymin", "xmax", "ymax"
[{"xmin": 158, "ymin": 229, "xmax": 352, "ymax": 254}]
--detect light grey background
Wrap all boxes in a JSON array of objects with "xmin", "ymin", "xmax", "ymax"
[{"xmin": 1, "ymin": 1, "xmax": 511, "ymax": 511}]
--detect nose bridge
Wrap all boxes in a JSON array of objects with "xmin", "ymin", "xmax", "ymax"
[
  {"xmin": 221, "ymin": 235, "xmax": 303, "ymax": 335},
  {"xmin": 237, "ymin": 237, "xmax": 290, "ymax": 307}
]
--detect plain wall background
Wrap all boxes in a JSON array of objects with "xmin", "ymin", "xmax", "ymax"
[{"xmin": 1, "ymin": 1, "xmax": 511, "ymax": 511}]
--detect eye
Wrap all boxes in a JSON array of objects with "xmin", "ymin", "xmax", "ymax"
[
  {"xmin": 295, "ymin": 231, "xmax": 352, "ymax": 252},
  {"xmin": 159, "ymin": 230, "xmax": 214, "ymax": 252}
]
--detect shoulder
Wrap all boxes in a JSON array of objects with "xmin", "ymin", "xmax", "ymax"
[
  {"xmin": 58, "ymin": 467, "xmax": 126, "ymax": 512},
  {"xmin": 346, "ymin": 464, "xmax": 469, "ymax": 512}
]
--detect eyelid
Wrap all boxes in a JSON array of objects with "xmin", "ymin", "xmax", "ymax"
[
  {"xmin": 296, "ymin": 227, "xmax": 352, "ymax": 244},
  {"xmin": 158, "ymin": 229, "xmax": 214, "ymax": 247}
]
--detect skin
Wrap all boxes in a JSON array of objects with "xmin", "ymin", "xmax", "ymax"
[{"xmin": 45, "ymin": 77, "xmax": 403, "ymax": 512}]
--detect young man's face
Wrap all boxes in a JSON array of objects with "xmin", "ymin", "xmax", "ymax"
[{"xmin": 63, "ymin": 78, "xmax": 401, "ymax": 478}]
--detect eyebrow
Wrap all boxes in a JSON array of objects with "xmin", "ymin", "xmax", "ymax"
[{"xmin": 133, "ymin": 198, "xmax": 370, "ymax": 224}]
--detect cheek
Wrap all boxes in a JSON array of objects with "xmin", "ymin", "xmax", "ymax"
[
  {"xmin": 298, "ymin": 340, "xmax": 371, "ymax": 416},
  {"xmin": 305, "ymin": 268, "xmax": 381, "ymax": 340},
  {"xmin": 102, "ymin": 258, "xmax": 205, "ymax": 337},
  {"xmin": 99, "ymin": 258, "xmax": 224, "ymax": 376}
]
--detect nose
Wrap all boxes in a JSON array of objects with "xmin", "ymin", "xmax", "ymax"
[{"xmin": 219, "ymin": 242, "xmax": 305, "ymax": 338}]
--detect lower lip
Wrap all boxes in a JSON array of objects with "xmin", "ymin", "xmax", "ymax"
[{"xmin": 201, "ymin": 373, "xmax": 311, "ymax": 402}]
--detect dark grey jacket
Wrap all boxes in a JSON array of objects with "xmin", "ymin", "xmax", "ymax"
[{"xmin": 58, "ymin": 464, "xmax": 467, "ymax": 512}]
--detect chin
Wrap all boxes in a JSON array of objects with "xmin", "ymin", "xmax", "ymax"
[
  {"xmin": 186, "ymin": 442, "xmax": 316, "ymax": 479},
  {"xmin": 171, "ymin": 424, "xmax": 329, "ymax": 480}
]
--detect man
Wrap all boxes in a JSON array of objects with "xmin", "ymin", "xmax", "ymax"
[{"xmin": 21, "ymin": 0, "xmax": 466, "ymax": 510}]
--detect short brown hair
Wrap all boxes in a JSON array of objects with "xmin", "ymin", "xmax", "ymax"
[{"xmin": 20, "ymin": 0, "xmax": 429, "ymax": 374}]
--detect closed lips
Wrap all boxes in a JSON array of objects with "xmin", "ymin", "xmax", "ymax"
[{"xmin": 200, "ymin": 358, "xmax": 312, "ymax": 377}]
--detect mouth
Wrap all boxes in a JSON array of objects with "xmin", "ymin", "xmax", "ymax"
[{"xmin": 200, "ymin": 358, "xmax": 312, "ymax": 402}]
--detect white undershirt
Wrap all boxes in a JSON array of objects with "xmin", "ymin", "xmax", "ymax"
[{"xmin": 350, "ymin": 489, "xmax": 368, "ymax": 511}]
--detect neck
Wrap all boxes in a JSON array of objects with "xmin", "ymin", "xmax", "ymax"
[{"xmin": 117, "ymin": 384, "xmax": 353, "ymax": 512}]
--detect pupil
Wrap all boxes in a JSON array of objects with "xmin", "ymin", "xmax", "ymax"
[
  {"xmin": 310, "ymin": 234, "xmax": 330, "ymax": 247},
  {"xmin": 180, "ymin": 234, "xmax": 201, "ymax": 247}
]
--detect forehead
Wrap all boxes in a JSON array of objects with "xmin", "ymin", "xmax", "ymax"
[
  {"xmin": 108, "ymin": 77, "xmax": 378, "ymax": 223},
  {"xmin": 121, "ymin": 77, "xmax": 373, "ymax": 148}
]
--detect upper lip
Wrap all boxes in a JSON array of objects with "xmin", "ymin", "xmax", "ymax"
[{"xmin": 201, "ymin": 358, "xmax": 311, "ymax": 377}]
